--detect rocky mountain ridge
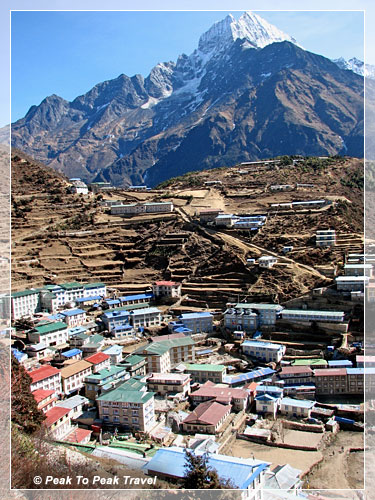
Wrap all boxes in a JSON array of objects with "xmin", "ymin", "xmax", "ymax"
[{"xmin": 11, "ymin": 11, "xmax": 364, "ymax": 187}]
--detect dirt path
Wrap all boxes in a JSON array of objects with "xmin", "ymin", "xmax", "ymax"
[{"xmin": 304, "ymin": 431, "xmax": 364, "ymax": 490}]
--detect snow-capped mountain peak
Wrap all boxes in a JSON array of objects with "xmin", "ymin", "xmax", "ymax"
[
  {"xmin": 333, "ymin": 56, "xmax": 375, "ymax": 79},
  {"xmin": 198, "ymin": 11, "xmax": 297, "ymax": 54}
]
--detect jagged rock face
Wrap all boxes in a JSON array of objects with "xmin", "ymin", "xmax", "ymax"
[{"xmin": 11, "ymin": 11, "xmax": 364, "ymax": 187}]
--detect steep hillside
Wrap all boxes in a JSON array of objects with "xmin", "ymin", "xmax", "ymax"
[{"xmin": 11, "ymin": 151, "xmax": 363, "ymax": 308}]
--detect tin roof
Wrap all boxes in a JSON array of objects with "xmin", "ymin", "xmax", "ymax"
[
  {"xmin": 183, "ymin": 401, "xmax": 231, "ymax": 426},
  {"xmin": 29, "ymin": 365, "xmax": 60, "ymax": 383}
]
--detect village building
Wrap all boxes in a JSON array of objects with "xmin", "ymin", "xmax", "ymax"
[
  {"xmin": 344, "ymin": 263, "xmax": 373, "ymax": 278},
  {"xmin": 85, "ymin": 352, "xmax": 111, "ymax": 373},
  {"xmin": 96, "ymin": 379, "xmax": 156, "ymax": 433},
  {"xmin": 181, "ymin": 401, "xmax": 231, "ymax": 434},
  {"xmin": 121, "ymin": 354, "xmax": 147, "ymax": 377},
  {"xmin": 281, "ymin": 309, "xmax": 345, "ymax": 323},
  {"xmin": 103, "ymin": 344, "xmax": 124, "ymax": 364},
  {"xmin": 292, "ymin": 358, "xmax": 328, "ymax": 369},
  {"xmin": 346, "ymin": 368, "xmax": 364, "ymax": 394},
  {"xmin": 241, "ymin": 340, "xmax": 286, "ymax": 363},
  {"xmin": 24, "ymin": 343, "xmax": 55, "ymax": 362},
  {"xmin": 316, "ymin": 229, "xmax": 336, "ymax": 247},
  {"xmin": 140, "ymin": 336, "xmax": 195, "ymax": 373},
  {"xmin": 83, "ymin": 282, "xmax": 107, "ymax": 297},
  {"xmin": 143, "ymin": 446, "xmax": 269, "ymax": 497},
  {"xmin": 118, "ymin": 292, "xmax": 153, "ymax": 306},
  {"xmin": 84, "ymin": 365, "xmax": 129, "ymax": 400},
  {"xmin": 32, "ymin": 389, "xmax": 57, "ymax": 413},
  {"xmin": 279, "ymin": 397, "xmax": 315, "ymax": 418},
  {"xmin": 182, "ymin": 363, "xmax": 227, "ymax": 384},
  {"xmin": 11, "ymin": 289, "xmax": 40, "ymax": 320},
  {"xmin": 79, "ymin": 334, "xmax": 105, "ymax": 357},
  {"xmin": 178, "ymin": 312, "xmax": 213, "ymax": 333},
  {"xmin": 215, "ymin": 214, "xmax": 235, "ymax": 227},
  {"xmin": 55, "ymin": 394, "xmax": 89, "ymax": 420},
  {"xmin": 255, "ymin": 394, "xmax": 280, "ymax": 419},
  {"xmin": 63, "ymin": 427, "xmax": 92, "ymax": 445},
  {"xmin": 59, "ymin": 308, "xmax": 87, "ymax": 328},
  {"xmin": 29, "ymin": 365, "xmax": 62, "ymax": 393},
  {"xmin": 69, "ymin": 179, "xmax": 88, "ymax": 195},
  {"xmin": 146, "ymin": 372, "xmax": 191, "ymax": 396},
  {"xmin": 153, "ymin": 281, "xmax": 181, "ymax": 298},
  {"xmin": 43, "ymin": 407, "xmax": 72, "ymax": 440},
  {"xmin": 60, "ymin": 360, "xmax": 93, "ymax": 395},
  {"xmin": 101, "ymin": 309, "xmax": 131, "ymax": 331},
  {"xmin": 59, "ymin": 282, "xmax": 85, "ymax": 303},
  {"xmin": 314, "ymin": 368, "xmax": 348, "ymax": 395},
  {"xmin": 259, "ymin": 256, "xmax": 278, "ymax": 268},
  {"xmin": 198, "ymin": 208, "xmax": 224, "ymax": 223},
  {"xmin": 128, "ymin": 307, "xmax": 162, "ymax": 328},
  {"xmin": 278, "ymin": 365, "xmax": 314, "ymax": 385},
  {"xmin": 328, "ymin": 360, "xmax": 353, "ymax": 369},
  {"xmin": 190, "ymin": 382, "xmax": 249, "ymax": 411},
  {"xmin": 336, "ymin": 276, "xmax": 368, "ymax": 292}
]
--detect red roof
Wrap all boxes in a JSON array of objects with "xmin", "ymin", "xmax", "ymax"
[
  {"xmin": 64, "ymin": 428, "xmax": 92, "ymax": 443},
  {"xmin": 155, "ymin": 281, "xmax": 179, "ymax": 286},
  {"xmin": 280, "ymin": 366, "xmax": 313, "ymax": 376},
  {"xmin": 85, "ymin": 352, "xmax": 110, "ymax": 365},
  {"xmin": 29, "ymin": 365, "xmax": 60, "ymax": 384},
  {"xmin": 314, "ymin": 368, "xmax": 347, "ymax": 377},
  {"xmin": 245, "ymin": 382, "xmax": 258, "ymax": 393},
  {"xmin": 191, "ymin": 385, "xmax": 248, "ymax": 400},
  {"xmin": 183, "ymin": 401, "xmax": 231, "ymax": 426},
  {"xmin": 44, "ymin": 406, "xmax": 70, "ymax": 427},
  {"xmin": 32, "ymin": 389, "xmax": 55, "ymax": 404}
]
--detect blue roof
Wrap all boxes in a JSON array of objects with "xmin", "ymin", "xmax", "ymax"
[
  {"xmin": 144, "ymin": 447, "xmax": 269, "ymax": 488},
  {"xmin": 174, "ymin": 327, "xmax": 193, "ymax": 333},
  {"xmin": 12, "ymin": 349, "xmax": 27, "ymax": 361},
  {"xmin": 62, "ymin": 348, "xmax": 82, "ymax": 358},
  {"xmin": 223, "ymin": 367, "xmax": 275, "ymax": 385},
  {"xmin": 68, "ymin": 326, "xmax": 87, "ymax": 336},
  {"xmin": 104, "ymin": 345, "xmax": 123, "ymax": 355},
  {"xmin": 103, "ymin": 310, "xmax": 130, "ymax": 319},
  {"xmin": 196, "ymin": 348, "xmax": 213, "ymax": 355},
  {"xmin": 347, "ymin": 368, "xmax": 364, "ymax": 375},
  {"xmin": 180, "ymin": 312, "xmax": 213, "ymax": 320},
  {"xmin": 106, "ymin": 299, "xmax": 120, "ymax": 306},
  {"xmin": 255, "ymin": 394, "xmax": 279, "ymax": 402},
  {"xmin": 113, "ymin": 324, "xmax": 133, "ymax": 331},
  {"xmin": 281, "ymin": 397, "xmax": 315, "ymax": 408},
  {"xmin": 256, "ymin": 385, "xmax": 283, "ymax": 394},
  {"xmin": 61, "ymin": 308, "xmax": 85, "ymax": 317},
  {"xmin": 119, "ymin": 293, "xmax": 153, "ymax": 302},
  {"xmin": 75, "ymin": 295, "xmax": 103, "ymax": 303},
  {"xmin": 328, "ymin": 360, "xmax": 353, "ymax": 367},
  {"xmin": 242, "ymin": 340, "xmax": 283, "ymax": 349}
]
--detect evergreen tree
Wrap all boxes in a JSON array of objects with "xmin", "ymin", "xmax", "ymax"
[
  {"xmin": 11, "ymin": 357, "xmax": 45, "ymax": 434},
  {"xmin": 182, "ymin": 449, "xmax": 234, "ymax": 489}
]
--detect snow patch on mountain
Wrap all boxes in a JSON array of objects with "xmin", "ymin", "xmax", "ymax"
[{"xmin": 333, "ymin": 57, "xmax": 375, "ymax": 79}]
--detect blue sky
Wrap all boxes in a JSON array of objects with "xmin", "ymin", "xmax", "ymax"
[
  {"xmin": 1, "ymin": 0, "xmax": 374, "ymax": 128},
  {"xmin": 10, "ymin": 10, "xmax": 364, "ymax": 124}
]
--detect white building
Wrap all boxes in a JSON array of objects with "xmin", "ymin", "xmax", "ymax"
[
  {"xmin": 281, "ymin": 309, "xmax": 345, "ymax": 323},
  {"xmin": 259, "ymin": 256, "xmax": 278, "ymax": 268},
  {"xmin": 279, "ymin": 397, "xmax": 315, "ymax": 418},
  {"xmin": 129, "ymin": 307, "xmax": 162, "ymax": 328},
  {"xmin": 29, "ymin": 365, "xmax": 62, "ymax": 394},
  {"xmin": 241, "ymin": 340, "xmax": 286, "ymax": 363},
  {"xmin": 336, "ymin": 276, "xmax": 368, "ymax": 292},
  {"xmin": 60, "ymin": 360, "xmax": 93, "ymax": 395},
  {"xmin": 255, "ymin": 394, "xmax": 280, "ymax": 419},
  {"xmin": 153, "ymin": 281, "xmax": 181, "ymax": 298},
  {"xmin": 70, "ymin": 179, "xmax": 88, "ymax": 195},
  {"xmin": 59, "ymin": 308, "xmax": 87, "ymax": 328},
  {"xmin": 215, "ymin": 214, "xmax": 235, "ymax": 227},
  {"xmin": 11, "ymin": 289, "xmax": 40, "ymax": 320},
  {"xmin": 316, "ymin": 229, "xmax": 336, "ymax": 247},
  {"xmin": 179, "ymin": 312, "xmax": 213, "ymax": 333},
  {"xmin": 344, "ymin": 263, "xmax": 373, "ymax": 278},
  {"xmin": 28, "ymin": 321, "xmax": 69, "ymax": 347}
]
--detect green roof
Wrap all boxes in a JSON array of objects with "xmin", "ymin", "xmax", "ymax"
[
  {"xmin": 33, "ymin": 321, "xmax": 68, "ymax": 335},
  {"xmin": 60, "ymin": 282, "xmax": 83, "ymax": 290},
  {"xmin": 11, "ymin": 289, "xmax": 39, "ymax": 298},
  {"xmin": 84, "ymin": 282, "xmax": 106, "ymax": 289},
  {"xmin": 144, "ymin": 337, "xmax": 195, "ymax": 356},
  {"xmin": 124, "ymin": 354, "xmax": 146, "ymax": 366},
  {"xmin": 105, "ymin": 302, "xmax": 150, "ymax": 313},
  {"xmin": 184, "ymin": 363, "xmax": 226, "ymax": 372},
  {"xmin": 97, "ymin": 378, "xmax": 153, "ymax": 404},
  {"xmin": 85, "ymin": 365, "xmax": 126, "ymax": 382},
  {"xmin": 292, "ymin": 359, "xmax": 328, "ymax": 366}
]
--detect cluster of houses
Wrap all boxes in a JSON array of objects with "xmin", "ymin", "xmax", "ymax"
[{"xmin": 198, "ymin": 209, "xmax": 267, "ymax": 231}]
